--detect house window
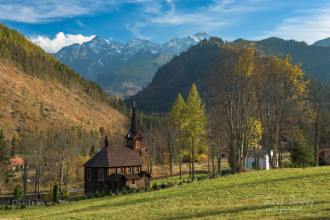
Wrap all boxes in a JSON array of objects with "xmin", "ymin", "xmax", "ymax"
[
  {"xmin": 98, "ymin": 168, "xmax": 104, "ymax": 181},
  {"xmin": 132, "ymin": 180, "xmax": 135, "ymax": 184},
  {"xmin": 136, "ymin": 141, "xmax": 140, "ymax": 148},
  {"xmin": 127, "ymin": 167, "xmax": 132, "ymax": 174},
  {"xmin": 135, "ymin": 167, "xmax": 140, "ymax": 173},
  {"xmin": 118, "ymin": 168, "xmax": 124, "ymax": 174},
  {"xmin": 87, "ymin": 168, "xmax": 91, "ymax": 181}
]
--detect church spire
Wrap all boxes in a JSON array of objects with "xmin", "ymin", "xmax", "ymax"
[{"xmin": 130, "ymin": 99, "xmax": 138, "ymax": 135}]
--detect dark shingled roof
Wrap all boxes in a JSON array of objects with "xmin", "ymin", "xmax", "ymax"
[{"xmin": 83, "ymin": 145, "xmax": 144, "ymax": 167}]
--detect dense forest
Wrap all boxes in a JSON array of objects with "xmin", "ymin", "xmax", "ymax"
[{"xmin": 128, "ymin": 37, "xmax": 330, "ymax": 113}]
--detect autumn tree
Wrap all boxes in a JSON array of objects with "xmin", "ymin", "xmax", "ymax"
[
  {"xmin": 182, "ymin": 84, "xmax": 206, "ymax": 180},
  {"xmin": 18, "ymin": 132, "xmax": 33, "ymax": 199},
  {"xmin": 168, "ymin": 93, "xmax": 185, "ymax": 178},
  {"xmin": 53, "ymin": 131, "xmax": 74, "ymax": 199},
  {"xmin": 255, "ymin": 55, "xmax": 308, "ymax": 168},
  {"xmin": 208, "ymin": 44, "xmax": 257, "ymax": 173}
]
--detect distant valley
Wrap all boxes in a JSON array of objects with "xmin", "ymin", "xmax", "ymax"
[{"xmin": 53, "ymin": 32, "xmax": 210, "ymax": 97}]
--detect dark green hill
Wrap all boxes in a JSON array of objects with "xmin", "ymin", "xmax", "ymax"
[
  {"xmin": 127, "ymin": 37, "xmax": 330, "ymax": 113},
  {"xmin": 126, "ymin": 37, "xmax": 224, "ymax": 112},
  {"xmin": 313, "ymin": 37, "xmax": 330, "ymax": 47}
]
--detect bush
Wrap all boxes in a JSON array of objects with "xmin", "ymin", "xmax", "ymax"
[
  {"xmin": 87, "ymin": 193, "xmax": 93, "ymax": 199},
  {"xmin": 145, "ymin": 186, "xmax": 150, "ymax": 191},
  {"xmin": 53, "ymin": 184, "xmax": 59, "ymax": 203},
  {"xmin": 103, "ymin": 185, "xmax": 109, "ymax": 196},
  {"xmin": 160, "ymin": 183, "xmax": 167, "ymax": 189},
  {"xmin": 13, "ymin": 184, "xmax": 24, "ymax": 201},
  {"xmin": 16, "ymin": 165, "xmax": 21, "ymax": 172},
  {"xmin": 115, "ymin": 189, "xmax": 119, "ymax": 195},
  {"xmin": 178, "ymin": 181, "xmax": 182, "ymax": 185},
  {"xmin": 95, "ymin": 192, "xmax": 100, "ymax": 198},
  {"xmin": 136, "ymin": 187, "xmax": 141, "ymax": 193},
  {"xmin": 109, "ymin": 192, "xmax": 113, "ymax": 197},
  {"xmin": 122, "ymin": 188, "xmax": 127, "ymax": 195},
  {"xmin": 152, "ymin": 183, "xmax": 158, "ymax": 190},
  {"xmin": 63, "ymin": 190, "xmax": 69, "ymax": 199},
  {"xmin": 124, "ymin": 185, "xmax": 130, "ymax": 192},
  {"xmin": 20, "ymin": 204, "xmax": 26, "ymax": 209},
  {"xmin": 46, "ymin": 189, "xmax": 53, "ymax": 202}
]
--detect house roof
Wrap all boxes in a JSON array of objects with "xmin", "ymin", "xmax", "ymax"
[{"xmin": 83, "ymin": 145, "xmax": 144, "ymax": 168}]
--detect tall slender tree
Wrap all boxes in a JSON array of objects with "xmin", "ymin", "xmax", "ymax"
[
  {"xmin": 168, "ymin": 93, "xmax": 185, "ymax": 178},
  {"xmin": 182, "ymin": 84, "xmax": 206, "ymax": 180}
]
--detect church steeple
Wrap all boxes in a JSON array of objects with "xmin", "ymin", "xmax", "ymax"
[
  {"xmin": 125, "ymin": 100, "xmax": 142, "ymax": 156},
  {"xmin": 105, "ymin": 134, "xmax": 109, "ymax": 148},
  {"xmin": 130, "ymin": 100, "xmax": 138, "ymax": 135}
]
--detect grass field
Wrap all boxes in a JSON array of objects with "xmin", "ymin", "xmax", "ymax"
[{"xmin": 1, "ymin": 166, "xmax": 329, "ymax": 219}]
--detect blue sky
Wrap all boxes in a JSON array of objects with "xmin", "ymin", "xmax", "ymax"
[{"xmin": 1, "ymin": 0, "xmax": 330, "ymax": 52}]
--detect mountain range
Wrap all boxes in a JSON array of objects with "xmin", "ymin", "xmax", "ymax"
[{"xmin": 53, "ymin": 32, "xmax": 210, "ymax": 97}]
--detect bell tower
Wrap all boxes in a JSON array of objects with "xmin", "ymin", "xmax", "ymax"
[{"xmin": 125, "ymin": 100, "xmax": 142, "ymax": 155}]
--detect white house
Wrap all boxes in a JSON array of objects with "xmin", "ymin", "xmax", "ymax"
[{"xmin": 245, "ymin": 149, "xmax": 279, "ymax": 170}]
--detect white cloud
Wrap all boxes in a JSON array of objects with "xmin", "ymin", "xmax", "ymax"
[
  {"xmin": 0, "ymin": 0, "xmax": 116, "ymax": 23},
  {"xmin": 261, "ymin": 3, "xmax": 330, "ymax": 44},
  {"xmin": 31, "ymin": 32, "xmax": 95, "ymax": 53}
]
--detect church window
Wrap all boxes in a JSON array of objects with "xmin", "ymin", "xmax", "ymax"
[
  {"xmin": 136, "ymin": 141, "xmax": 140, "ymax": 148},
  {"xmin": 127, "ymin": 167, "xmax": 132, "ymax": 174},
  {"xmin": 128, "ymin": 141, "xmax": 132, "ymax": 146},
  {"xmin": 87, "ymin": 168, "xmax": 91, "ymax": 181},
  {"xmin": 98, "ymin": 168, "xmax": 104, "ymax": 181}
]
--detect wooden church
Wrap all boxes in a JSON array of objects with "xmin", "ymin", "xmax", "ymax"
[{"xmin": 83, "ymin": 102, "xmax": 150, "ymax": 194}]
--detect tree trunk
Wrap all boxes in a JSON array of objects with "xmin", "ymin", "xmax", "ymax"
[
  {"xmin": 179, "ymin": 149, "xmax": 182, "ymax": 179},
  {"xmin": 315, "ymin": 115, "xmax": 319, "ymax": 167},
  {"xmin": 59, "ymin": 154, "xmax": 64, "ymax": 200},
  {"xmin": 192, "ymin": 137, "xmax": 195, "ymax": 180},
  {"xmin": 23, "ymin": 162, "xmax": 27, "ymax": 200},
  {"xmin": 208, "ymin": 143, "xmax": 210, "ymax": 176},
  {"xmin": 218, "ymin": 148, "xmax": 222, "ymax": 176}
]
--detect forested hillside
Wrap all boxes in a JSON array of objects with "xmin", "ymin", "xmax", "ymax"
[
  {"xmin": 0, "ymin": 23, "xmax": 110, "ymax": 104},
  {"xmin": 126, "ymin": 37, "xmax": 224, "ymax": 112},
  {"xmin": 128, "ymin": 37, "xmax": 330, "ymax": 113},
  {"xmin": 0, "ymin": 23, "xmax": 128, "ymax": 138}
]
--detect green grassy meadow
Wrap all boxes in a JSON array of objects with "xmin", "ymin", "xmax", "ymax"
[{"xmin": 1, "ymin": 167, "xmax": 329, "ymax": 219}]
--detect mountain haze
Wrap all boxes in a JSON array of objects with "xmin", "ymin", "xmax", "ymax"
[{"xmin": 54, "ymin": 32, "xmax": 210, "ymax": 97}]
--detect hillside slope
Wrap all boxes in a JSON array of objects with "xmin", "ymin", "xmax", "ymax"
[
  {"xmin": 0, "ymin": 23, "xmax": 128, "ymax": 138},
  {"xmin": 0, "ymin": 62, "xmax": 128, "ymax": 138},
  {"xmin": 128, "ymin": 37, "xmax": 330, "ymax": 113},
  {"xmin": 127, "ymin": 38, "xmax": 223, "ymax": 112},
  {"xmin": 1, "ymin": 167, "xmax": 329, "ymax": 219}
]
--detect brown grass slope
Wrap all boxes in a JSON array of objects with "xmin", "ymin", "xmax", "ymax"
[{"xmin": 0, "ymin": 61, "xmax": 128, "ymax": 139}]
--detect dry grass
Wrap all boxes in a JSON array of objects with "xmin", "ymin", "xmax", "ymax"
[{"xmin": 0, "ymin": 62, "xmax": 128, "ymax": 139}]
